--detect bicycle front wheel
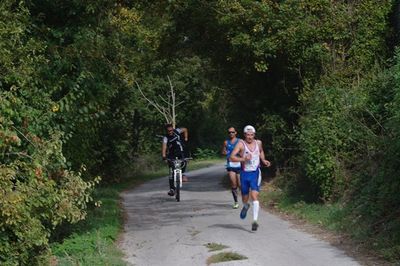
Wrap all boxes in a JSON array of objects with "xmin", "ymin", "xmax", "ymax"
[
  {"xmin": 175, "ymin": 171, "xmax": 181, "ymax": 202},
  {"xmin": 175, "ymin": 181, "xmax": 181, "ymax": 202}
]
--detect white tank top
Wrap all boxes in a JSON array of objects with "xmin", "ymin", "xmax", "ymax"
[{"xmin": 242, "ymin": 140, "xmax": 260, "ymax": 171}]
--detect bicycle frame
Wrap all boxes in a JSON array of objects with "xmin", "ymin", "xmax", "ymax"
[
  {"xmin": 171, "ymin": 160, "xmax": 183, "ymax": 189},
  {"xmin": 167, "ymin": 158, "xmax": 191, "ymax": 202}
]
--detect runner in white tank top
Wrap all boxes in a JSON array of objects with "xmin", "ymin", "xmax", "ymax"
[
  {"xmin": 242, "ymin": 140, "xmax": 260, "ymax": 172},
  {"xmin": 229, "ymin": 125, "xmax": 271, "ymax": 231}
]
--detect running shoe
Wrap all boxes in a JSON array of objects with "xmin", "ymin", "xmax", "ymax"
[
  {"xmin": 240, "ymin": 204, "xmax": 249, "ymax": 219},
  {"xmin": 233, "ymin": 202, "xmax": 239, "ymax": 209},
  {"xmin": 167, "ymin": 189, "xmax": 175, "ymax": 196},
  {"xmin": 252, "ymin": 221, "xmax": 259, "ymax": 231}
]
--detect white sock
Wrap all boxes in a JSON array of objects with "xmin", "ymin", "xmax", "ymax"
[{"xmin": 253, "ymin": 200, "xmax": 259, "ymax": 221}]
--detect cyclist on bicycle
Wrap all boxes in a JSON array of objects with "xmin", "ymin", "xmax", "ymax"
[
  {"xmin": 162, "ymin": 123, "xmax": 189, "ymax": 196},
  {"xmin": 222, "ymin": 127, "xmax": 241, "ymax": 209}
]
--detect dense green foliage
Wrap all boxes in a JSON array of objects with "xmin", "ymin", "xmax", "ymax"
[
  {"xmin": 1, "ymin": 0, "xmax": 400, "ymax": 263},
  {"xmin": 0, "ymin": 1, "xmax": 99, "ymax": 264}
]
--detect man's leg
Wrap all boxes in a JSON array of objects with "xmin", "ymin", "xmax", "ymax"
[
  {"xmin": 250, "ymin": 190, "xmax": 260, "ymax": 230},
  {"xmin": 229, "ymin": 170, "xmax": 239, "ymax": 208},
  {"xmin": 236, "ymin": 172, "xmax": 241, "ymax": 189},
  {"xmin": 249, "ymin": 169, "xmax": 261, "ymax": 230},
  {"xmin": 242, "ymin": 194, "xmax": 249, "ymax": 205},
  {"xmin": 240, "ymin": 172, "xmax": 250, "ymax": 219},
  {"xmin": 182, "ymin": 160, "xmax": 188, "ymax": 182},
  {"xmin": 240, "ymin": 194, "xmax": 250, "ymax": 219},
  {"xmin": 168, "ymin": 164, "xmax": 175, "ymax": 196}
]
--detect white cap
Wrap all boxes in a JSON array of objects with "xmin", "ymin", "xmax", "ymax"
[{"xmin": 243, "ymin": 125, "xmax": 256, "ymax": 133}]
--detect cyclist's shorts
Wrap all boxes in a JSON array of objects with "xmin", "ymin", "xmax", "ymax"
[
  {"xmin": 240, "ymin": 169, "xmax": 261, "ymax": 195},
  {"xmin": 226, "ymin": 167, "xmax": 241, "ymax": 173}
]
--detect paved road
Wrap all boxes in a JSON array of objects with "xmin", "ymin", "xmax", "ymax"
[{"xmin": 119, "ymin": 163, "xmax": 360, "ymax": 266}]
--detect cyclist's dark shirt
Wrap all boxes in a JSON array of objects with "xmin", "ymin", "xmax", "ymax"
[{"xmin": 163, "ymin": 129, "xmax": 185, "ymax": 159}]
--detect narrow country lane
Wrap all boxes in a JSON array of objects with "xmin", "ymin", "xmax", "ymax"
[{"xmin": 119, "ymin": 163, "xmax": 360, "ymax": 266}]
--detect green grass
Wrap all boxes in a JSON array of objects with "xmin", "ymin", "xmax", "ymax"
[
  {"xmin": 204, "ymin": 242, "xmax": 229, "ymax": 252},
  {"xmin": 206, "ymin": 252, "xmax": 247, "ymax": 265},
  {"xmin": 260, "ymin": 190, "xmax": 346, "ymax": 231},
  {"xmin": 51, "ymin": 158, "xmax": 223, "ymax": 266},
  {"xmin": 188, "ymin": 158, "xmax": 224, "ymax": 170},
  {"xmin": 51, "ymin": 187, "xmax": 125, "ymax": 265}
]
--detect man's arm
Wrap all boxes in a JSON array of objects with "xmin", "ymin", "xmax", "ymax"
[
  {"xmin": 258, "ymin": 140, "xmax": 271, "ymax": 167},
  {"xmin": 162, "ymin": 140, "xmax": 167, "ymax": 159},
  {"xmin": 180, "ymin": 127, "xmax": 188, "ymax": 141},
  {"xmin": 230, "ymin": 142, "xmax": 246, "ymax": 162},
  {"xmin": 222, "ymin": 140, "xmax": 228, "ymax": 156}
]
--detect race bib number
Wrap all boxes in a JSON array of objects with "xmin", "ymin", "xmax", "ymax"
[
  {"xmin": 244, "ymin": 155, "xmax": 259, "ymax": 171},
  {"xmin": 228, "ymin": 161, "xmax": 241, "ymax": 168}
]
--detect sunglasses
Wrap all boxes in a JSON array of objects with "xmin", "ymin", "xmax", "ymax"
[{"xmin": 228, "ymin": 131, "xmax": 236, "ymax": 134}]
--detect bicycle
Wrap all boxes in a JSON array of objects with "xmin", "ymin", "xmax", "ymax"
[{"xmin": 166, "ymin": 158, "xmax": 191, "ymax": 202}]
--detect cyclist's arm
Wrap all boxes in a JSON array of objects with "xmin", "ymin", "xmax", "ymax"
[
  {"xmin": 180, "ymin": 127, "xmax": 188, "ymax": 141},
  {"xmin": 162, "ymin": 138, "xmax": 167, "ymax": 159},
  {"xmin": 258, "ymin": 140, "xmax": 271, "ymax": 167},
  {"xmin": 229, "ymin": 142, "xmax": 244, "ymax": 162},
  {"xmin": 222, "ymin": 140, "xmax": 228, "ymax": 156}
]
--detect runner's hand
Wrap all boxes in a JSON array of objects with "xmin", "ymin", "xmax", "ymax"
[{"xmin": 262, "ymin": 159, "xmax": 271, "ymax": 167}]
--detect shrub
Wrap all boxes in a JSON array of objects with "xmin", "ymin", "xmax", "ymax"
[
  {"xmin": 0, "ymin": 125, "xmax": 98, "ymax": 265},
  {"xmin": 194, "ymin": 148, "xmax": 218, "ymax": 159}
]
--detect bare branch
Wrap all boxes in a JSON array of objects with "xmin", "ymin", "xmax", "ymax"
[
  {"xmin": 11, "ymin": 126, "xmax": 37, "ymax": 148},
  {"xmin": 135, "ymin": 77, "xmax": 184, "ymax": 128},
  {"xmin": 5, "ymin": 152, "xmax": 33, "ymax": 160},
  {"xmin": 175, "ymin": 101, "xmax": 185, "ymax": 107},
  {"xmin": 167, "ymin": 76, "xmax": 176, "ymax": 127},
  {"xmin": 365, "ymin": 108, "xmax": 386, "ymax": 133},
  {"xmin": 135, "ymin": 82, "xmax": 171, "ymax": 123},
  {"xmin": 158, "ymin": 94, "xmax": 173, "ymax": 107}
]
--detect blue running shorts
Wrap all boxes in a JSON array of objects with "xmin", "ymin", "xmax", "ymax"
[{"xmin": 240, "ymin": 169, "xmax": 261, "ymax": 195}]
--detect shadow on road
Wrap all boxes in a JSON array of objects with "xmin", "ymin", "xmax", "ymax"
[
  {"xmin": 208, "ymin": 223, "xmax": 250, "ymax": 233},
  {"xmin": 124, "ymin": 196, "xmax": 232, "ymax": 231}
]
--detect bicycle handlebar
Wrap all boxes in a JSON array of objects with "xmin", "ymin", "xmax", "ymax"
[{"xmin": 165, "ymin": 157, "xmax": 192, "ymax": 162}]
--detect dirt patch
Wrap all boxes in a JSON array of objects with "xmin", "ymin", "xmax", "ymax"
[{"xmin": 260, "ymin": 182, "xmax": 393, "ymax": 266}]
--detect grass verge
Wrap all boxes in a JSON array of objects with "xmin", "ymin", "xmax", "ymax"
[
  {"xmin": 206, "ymin": 252, "xmax": 247, "ymax": 265},
  {"xmin": 204, "ymin": 242, "xmax": 229, "ymax": 252},
  {"xmin": 51, "ymin": 158, "xmax": 223, "ymax": 265},
  {"xmin": 260, "ymin": 189, "xmax": 346, "ymax": 231}
]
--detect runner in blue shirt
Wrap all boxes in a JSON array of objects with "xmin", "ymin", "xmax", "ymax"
[{"xmin": 222, "ymin": 127, "xmax": 241, "ymax": 209}]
